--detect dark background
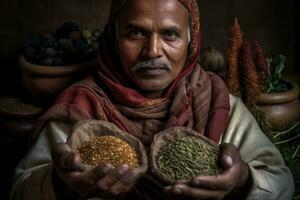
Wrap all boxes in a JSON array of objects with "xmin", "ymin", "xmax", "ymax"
[
  {"xmin": 0, "ymin": 0, "xmax": 298, "ymax": 199},
  {"xmin": 0, "ymin": 0, "xmax": 298, "ymax": 95}
]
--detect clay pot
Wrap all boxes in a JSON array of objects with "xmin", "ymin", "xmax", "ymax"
[
  {"xmin": 255, "ymin": 79, "xmax": 300, "ymax": 131},
  {"xmin": 0, "ymin": 96, "xmax": 44, "ymax": 147},
  {"xmin": 0, "ymin": 96, "xmax": 44, "ymax": 198},
  {"xmin": 18, "ymin": 54, "xmax": 98, "ymax": 102}
]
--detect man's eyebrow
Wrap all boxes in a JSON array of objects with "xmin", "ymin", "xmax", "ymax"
[
  {"xmin": 125, "ymin": 23, "xmax": 148, "ymax": 31},
  {"xmin": 125, "ymin": 23, "xmax": 182, "ymax": 33},
  {"xmin": 161, "ymin": 26, "xmax": 181, "ymax": 33}
]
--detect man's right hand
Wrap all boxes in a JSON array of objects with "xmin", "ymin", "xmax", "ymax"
[{"xmin": 51, "ymin": 143, "xmax": 142, "ymax": 198}]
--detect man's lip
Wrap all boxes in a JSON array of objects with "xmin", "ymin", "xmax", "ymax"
[{"xmin": 135, "ymin": 68, "xmax": 168, "ymax": 76}]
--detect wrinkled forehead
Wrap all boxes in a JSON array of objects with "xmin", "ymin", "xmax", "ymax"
[
  {"xmin": 108, "ymin": 0, "xmax": 200, "ymax": 58},
  {"xmin": 109, "ymin": 0, "xmax": 192, "ymax": 22},
  {"xmin": 117, "ymin": 0, "xmax": 190, "ymax": 27}
]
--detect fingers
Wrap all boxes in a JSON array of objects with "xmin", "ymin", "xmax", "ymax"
[
  {"xmin": 52, "ymin": 144, "xmax": 142, "ymax": 197},
  {"xmin": 96, "ymin": 164, "xmax": 129, "ymax": 191},
  {"xmin": 92, "ymin": 163, "xmax": 114, "ymax": 179},
  {"xmin": 67, "ymin": 163, "xmax": 114, "ymax": 198},
  {"xmin": 184, "ymin": 143, "xmax": 241, "ymax": 191},
  {"xmin": 190, "ymin": 174, "xmax": 234, "ymax": 191},
  {"xmin": 80, "ymin": 163, "xmax": 114, "ymax": 185},
  {"xmin": 95, "ymin": 164, "xmax": 141, "ymax": 196},
  {"xmin": 164, "ymin": 144, "xmax": 247, "ymax": 200},
  {"xmin": 51, "ymin": 143, "xmax": 84, "ymax": 172},
  {"xmin": 109, "ymin": 169, "xmax": 141, "ymax": 195},
  {"xmin": 219, "ymin": 143, "xmax": 241, "ymax": 169},
  {"xmin": 164, "ymin": 183, "xmax": 224, "ymax": 200}
]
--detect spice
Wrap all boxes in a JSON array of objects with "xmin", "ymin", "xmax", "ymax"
[
  {"xmin": 78, "ymin": 135, "xmax": 139, "ymax": 168},
  {"xmin": 227, "ymin": 17, "xmax": 244, "ymax": 97},
  {"xmin": 240, "ymin": 40, "xmax": 261, "ymax": 107},
  {"xmin": 252, "ymin": 41, "xmax": 268, "ymax": 91},
  {"xmin": 156, "ymin": 136, "xmax": 219, "ymax": 182}
]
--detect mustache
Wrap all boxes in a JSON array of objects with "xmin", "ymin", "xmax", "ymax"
[{"xmin": 131, "ymin": 60, "xmax": 172, "ymax": 72}]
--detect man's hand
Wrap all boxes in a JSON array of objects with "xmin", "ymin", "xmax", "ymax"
[
  {"xmin": 164, "ymin": 143, "xmax": 252, "ymax": 200},
  {"xmin": 51, "ymin": 143, "xmax": 142, "ymax": 198}
]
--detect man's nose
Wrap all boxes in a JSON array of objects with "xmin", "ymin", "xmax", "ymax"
[{"xmin": 142, "ymin": 33, "xmax": 163, "ymax": 59}]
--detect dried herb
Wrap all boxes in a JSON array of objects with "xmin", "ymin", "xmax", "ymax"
[
  {"xmin": 227, "ymin": 17, "xmax": 243, "ymax": 97},
  {"xmin": 78, "ymin": 135, "xmax": 139, "ymax": 168},
  {"xmin": 156, "ymin": 136, "xmax": 218, "ymax": 182},
  {"xmin": 252, "ymin": 41, "xmax": 268, "ymax": 91},
  {"xmin": 240, "ymin": 40, "xmax": 261, "ymax": 107}
]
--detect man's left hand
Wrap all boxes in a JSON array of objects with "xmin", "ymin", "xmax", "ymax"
[{"xmin": 164, "ymin": 143, "xmax": 251, "ymax": 200}]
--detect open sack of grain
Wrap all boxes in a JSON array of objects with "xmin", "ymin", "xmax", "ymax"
[
  {"xmin": 150, "ymin": 127, "xmax": 220, "ymax": 185},
  {"xmin": 67, "ymin": 120, "xmax": 148, "ymax": 173}
]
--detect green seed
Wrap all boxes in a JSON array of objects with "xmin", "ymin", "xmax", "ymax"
[{"xmin": 156, "ymin": 136, "xmax": 218, "ymax": 182}]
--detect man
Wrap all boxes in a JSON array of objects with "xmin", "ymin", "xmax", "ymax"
[{"xmin": 11, "ymin": 0, "xmax": 294, "ymax": 199}]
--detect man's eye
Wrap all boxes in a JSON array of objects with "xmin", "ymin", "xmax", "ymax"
[
  {"xmin": 162, "ymin": 31, "xmax": 179, "ymax": 40},
  {"xmin": 127, "ymin": 30, "xmax": 145, "ymax": 39}
]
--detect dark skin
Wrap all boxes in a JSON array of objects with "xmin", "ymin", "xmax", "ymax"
[
  {"xmin": 52, "ymin": 143, "xmax": 141, "ymax": 198},
  {"xmin": 164, "ymin": 143, "xmax": 251, "ymax": 200},
  {"xmin": 51, "ymin": 0, "xmax": 251, "ymax": 199},
  {"xmin": 117, "ymin": 0, "xmax": 190, "ymax": 98}
]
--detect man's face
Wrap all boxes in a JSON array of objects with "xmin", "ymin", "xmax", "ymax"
[{"xmin": 117, "ymin": 0, "xmax": 190, "ymax": 92}]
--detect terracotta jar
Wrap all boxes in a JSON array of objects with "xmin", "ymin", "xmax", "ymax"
[
  {"xmin": 255, "ymin": 79, "xmax": 300, "ymax": 131},
  {"xmin": 0, "ymin": 96, "xmax": 44, "ymax": 198},
  {"xmin": 0, "ymin": 96, "xmax": 44, "ymax": 155},
  {"xmin": 18, "ymin": 54, "xmax": 98, "ymax": 102}
]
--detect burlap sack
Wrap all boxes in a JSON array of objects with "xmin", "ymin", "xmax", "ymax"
[
  {"xmin": 150, "ymin": 127, "xmax": 219, "ymax": 185},
  {"xmin": 67, "ymin": 119, "xmax": 148, "ymax": 174}
]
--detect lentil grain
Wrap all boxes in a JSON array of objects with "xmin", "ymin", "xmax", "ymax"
[{"xmin": 78, "ymin": 135, "xmax": 139, "ymax": 168}]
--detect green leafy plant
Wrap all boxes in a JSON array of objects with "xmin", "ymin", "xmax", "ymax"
[{"xmin": 264, "ymin": 54, "xmax": 290, "ymax": 93}]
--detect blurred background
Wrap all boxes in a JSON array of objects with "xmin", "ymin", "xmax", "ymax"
[
  {"xmin": 0, "ymin": 0, "xmax": 298, "ymax": 95},
  {"xmin": 0, "ymin": 0, "xmax": 298, "ymax": 199}
]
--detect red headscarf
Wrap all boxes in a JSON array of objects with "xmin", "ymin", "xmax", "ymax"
[
  {"xmin": 97, "ymin": 0, "xmax": 201, "ymax": 105},
  {"xmin": 36, "ymin": 0, "xmax": 229, "ymax": 145},
  {"xmin": 33, "ymin": 1, "xmax": 230, "ymax": 199}
]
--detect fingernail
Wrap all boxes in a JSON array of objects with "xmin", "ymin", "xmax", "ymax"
[
  {"xmin": 164, "ymin": 186, "xmax": 172, "ymax": 191},
  {"xmin": 192, "ymin": 179, "xmax": 200, "ymax": 186},
  {"xmin": 111, "ymin": 190, "xmax": 120, "ymax": 196},
  {"xmin": 129, "ymin": 169, "xmax": 139, "ymax": 178},
  {"xmin": 117, "ymin": 165, "xmax": 129, "ymax": 175},
  {"xmin": 225, "ymin": 155, "xmax": 233, "ymax": 166},
  {"xmin": 77, "ymin": 165, "xmax": 85, "ymax": 172},
  {"xmin": 101, "ymin": 164, "xmax": 112, "ymax": 174},
  {"xmin": 173, "ymin": 187, "xmax": 182, "ymax": 194},
  {"xmin": 68, "ymin": 153, "xmax": 75, "ymax": 162}
]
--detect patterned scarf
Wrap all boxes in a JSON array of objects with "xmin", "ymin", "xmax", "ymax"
[
  {"xmin": 37, "ymin": 0, "xmax": 229, "ymax": 144},
  {"xmin": 33, "ymin": 1, "xmax": 230, "ymax": 199}
]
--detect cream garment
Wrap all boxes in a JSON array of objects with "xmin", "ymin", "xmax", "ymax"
[{"xmin": 10, "ymin": 95, "xmax": 295, "ymax": 200}]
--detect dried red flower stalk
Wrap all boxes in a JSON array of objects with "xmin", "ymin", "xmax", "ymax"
[
  {"xmin": 252, "ymin": 41, "xmax": 268, "ymax": 91},
  {"xmin": 240, "ymin": 40, "xmax": 261, "ymax": 107},
  {"xmin": 227, "ymin": 17, "xmax": 243, "ymax": 97}
]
